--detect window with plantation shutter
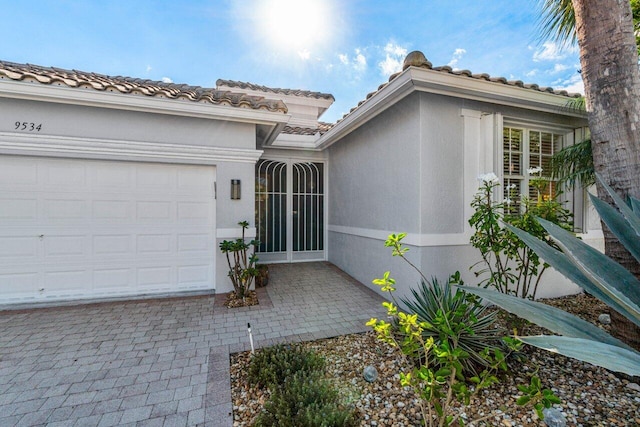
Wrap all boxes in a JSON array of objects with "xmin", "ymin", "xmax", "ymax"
[{"xmin": 502, "ymin": 126, "xmax": 563, "ymax": 215}]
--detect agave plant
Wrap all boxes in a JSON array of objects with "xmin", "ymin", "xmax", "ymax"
[
  {"xmin": 458, "ymin": 174, "xmax": 640, "ymax": 376},
  {"xmin": 399, "ymin": 274, "xmax": 503, "ymax": 375}
]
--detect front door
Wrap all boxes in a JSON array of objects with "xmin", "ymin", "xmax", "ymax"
[{"xmin": 255, "ymin": 159, "xmax": 325, "ymax": 262}]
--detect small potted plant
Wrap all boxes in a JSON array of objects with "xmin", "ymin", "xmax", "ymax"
[
  {"xmin": 255, "ymin": 264, "xmax": 269, "ymax": 287},
  {"xmin": 219, "ymin": 221, "xmax": 259, "ymax": 304}
]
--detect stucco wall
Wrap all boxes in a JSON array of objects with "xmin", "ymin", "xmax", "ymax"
[
  {"xmin": 328, "ymin": 93, "xmax": 421, "ymax": 232},
  {"xmin": 0, "ymin": 98, "xmax": 256, "ymax": 149},
  {"xmin": 417, "ymin": 94, "xmax": 465, "ymax": 233},
  {"xmin": 215, "ymin": 161, "xmax": 258, "ymax": 293},
  {"xmin": 327, "ymin": 90, "xmax": 589, "ymax": 301}
]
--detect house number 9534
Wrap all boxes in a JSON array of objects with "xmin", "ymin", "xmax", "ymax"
[{"xmin": 15, "ymin": 121, "xmax": 42, "ymax": 132}]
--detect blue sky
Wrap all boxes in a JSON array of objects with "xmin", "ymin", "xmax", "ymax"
[{"xmin": 0, "ymin": 0, "xmax": 582, "ymax": 123}]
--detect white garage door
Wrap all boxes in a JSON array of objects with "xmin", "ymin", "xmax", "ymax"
[{"xmin": 0, "ymin": 156, "xmax": 216, "ymax": 304}]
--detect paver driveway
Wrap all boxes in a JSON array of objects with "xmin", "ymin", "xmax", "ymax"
[{"xmin": 0, "ymin": 262, "xmax": 386, "ymax": 426}]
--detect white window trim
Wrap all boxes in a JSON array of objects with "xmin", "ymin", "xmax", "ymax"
[{"xmin": 499, "ymin": 121, "xmax": 589, "ymax": 232}]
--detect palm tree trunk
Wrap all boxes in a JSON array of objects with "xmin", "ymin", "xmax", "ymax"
[{"xmin": 572, "ymin": 0, "xmax": 640, "ymax": 350}]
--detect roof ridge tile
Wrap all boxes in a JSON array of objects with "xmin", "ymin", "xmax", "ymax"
[{"xmin": 216, "ymin": 78, "xmax": 335, "ymax": 101}]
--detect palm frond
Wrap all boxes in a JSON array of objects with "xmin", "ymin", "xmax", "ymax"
[
  {"xmin": 561, "ymin": 96, "xmax": 586, "ymax": 113},
  {"xmin": 550, "ymin": 138, "xmax": 594, "ymax": 189},
  {"xmin": 536, "ymin": 0, "xmax": 577, "ymax": 46}
]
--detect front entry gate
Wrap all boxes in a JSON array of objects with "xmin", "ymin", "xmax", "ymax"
[{"xmin": 255, "ymin": 159, "xmax": 325, "ymax": 262}]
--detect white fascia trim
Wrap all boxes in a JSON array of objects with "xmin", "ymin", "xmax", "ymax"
[
  {"xmin": 328, "ymin": 225, "xmax": 472, "ymax": 247},
  {"xmin": 317, "ymin": 67, "xmax": 587, "ymax": 149},
  {"xmin": 408, "ymin": 68, "xmax": 586, "ymax": 117},
  {"xmin": 0, "ymin": 131, "xmax": 263, "ymax": 164},
  {"xmin": 0, "ymin": 80, "xmax": 291, "ymax": 126},
  {"xmin": 216, "ymin": 227, "xmax": 257, "ymax": 239},
  {"xmin": 269, "ymin": 133, "xmax": 321, "ymax": 150}
]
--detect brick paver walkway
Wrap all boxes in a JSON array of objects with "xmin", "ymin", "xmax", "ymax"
[{"xmin": 0, "ymin": 262, "xmax": 386, "ymax": 426}]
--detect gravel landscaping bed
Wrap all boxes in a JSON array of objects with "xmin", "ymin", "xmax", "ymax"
[{"xmin": 230, "ymin": 293, "xmax": 640, "ymax": 426}]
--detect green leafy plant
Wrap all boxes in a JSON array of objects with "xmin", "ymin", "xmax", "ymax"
[
  {"xmin": 469, "ymin": 172, "xmax": 572, "ymax": 299},
  {"xmin": 219, "ymin": 220, "xmax": 259, "ymax": 300},
  {"xmin": 550, "ymin": 137, "xmax": 594, "ymax": 189},
  {"xmin": 399, "ymin": 272, "xmax": 503, "ymax": 376},
  {"xmin": 459, "ymin": 174, "xmax": 640, "ymax": 376},
  {"xmin": 368, "ymin": 233, "xmax": 554, "ymax": 426},
  {"xmin": 254, "ymin": 372, "xmax": 358, "ymax": 427},
  {"xmin": 516, "ymin": 375, "xmax": 562, "ymax": 420},
  {"xmin": 248, "ymin": 344, "xmax": 325, "ymax": 390},
  {"xmin": 249, "ymin": 345, "xmax": 357, "ymax": 427}
]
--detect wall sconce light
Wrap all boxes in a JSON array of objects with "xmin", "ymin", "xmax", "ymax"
[{"xmin": 231, "ymin": 179, "xmax": 241, "ymax": 200}]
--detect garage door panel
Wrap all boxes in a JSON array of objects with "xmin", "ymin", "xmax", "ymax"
[
  {"xmin": 93, "ymin": 200, "xmax": 132, "ymax": 220},
  {"xmin": 0, "ymin": 156, "xmax": 216, "ymax": 304},
  {"xmin": 0, "ymin": 158, "xmax": 38, "ymax": 187},
  {"xmin": 43, "ymin": 235, "xmax": 87, "ymax": 257},
  {"xmin": 137, "ymin": 266, "xmax": 173, "ymax": 289},
  {"xmin": 136, "ymin": 201, "xmax": 173, "ymax": 221},
  {"xmin": 178, "ymin": 168, "xmax": 213, "ymax": 192},
  {"xmin": 0, "ymin": 236, "xmax": 38, "ymax": 259},
  {"xmin": 43, "ymin": 269, "xmax": 90, "ymax": 293},
  {"xmin": 45, "ymin": 162, "xmax": 87, "ymax": 189},
  {"xmin": 0, "ymin": 198, "xmax": 38, "ymax": 221},
  {"xmin": 93, "ymin": 268, "xmax": 132, "ymax": 290},
  {"xmin": 93, "ymin": 234, "xmax": 132, "ymax": 255},
  {"xmin": 92, "ymin": 164, "xmax": 133, "ymax": 189},
  {"xmin": 178, "ymin": 202, "xmax": 210, "ymax": 221},
  {"xmin": 136, "ymin": 164, "xmax": 176, "ymax": 190},
  {"xmin": 178, "ymin": 264, "xmax": 210, "ymax": 286},
  {"xmin": 0, "ymin": 272, "xmax": 38, "ymax": 296},
  {"xmin": 177, "ymin": 234, "xmax": 209, "ymax": 253},
  {"xmin": 137, "ymin": 234, "xmax": 172, "ymax": 254},
  {"xmin": 45, "ymin": 199, "xmax": 87, "ymax": 219}
]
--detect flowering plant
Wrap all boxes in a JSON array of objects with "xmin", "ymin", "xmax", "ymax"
[{"xmin": 469, "ymin": 172, "xmax": 573, "ymax": 299}]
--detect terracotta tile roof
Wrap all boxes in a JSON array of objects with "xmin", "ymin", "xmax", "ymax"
[
  {"xmin": 216, "ymin": 79, "xmax": 335, "ymax": 101},
  {"xmin": 282, "ymin": 122, "xmax": 333, "ymax": 136},
  {"xmin": 338, "ymin": 50, "xmax": 582, "ymax": 123},
  {"xmin": 0, "ymin": 61, "xmax": 288, "ymax": 113}
]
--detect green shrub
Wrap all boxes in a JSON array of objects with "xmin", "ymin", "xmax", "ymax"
[
  {"xmin": 461, "ymin": 174, "xmax": 640, "ymax": 376},
  {"xmin": 248, "ymin": 344, "xmax": 325, "ymax": 390},
  {"xmin": 369, "ymin": 233, "xmax": 558, "ymax": 426},
  {"xmin": 254, "ymin": 372, "xmax": 358, "ymax": 427},
  {"xmin": 399, "ymin": 273, "xmax": 503, "ymax": 375},
  {"xmin": 469, "ymin": 172, "xmax": 573, "ymax": 299},
  {"xmin": 219, "ymin": 220, "xmax": 259, "ymax": 299}
]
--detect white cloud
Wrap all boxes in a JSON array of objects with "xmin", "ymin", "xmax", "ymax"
[
  {"xmin": 161, "ymin": 77, "xmax": 173, "ymax": 83},
  {"xmin": 447, "ymin": 48, "xmax": 466, "ymax": 70},
  {"xmin": 525, "ymin": 69, "xmax": 538, "ymax": 78},
  {"xmin": 553, "ymin": 63, "xmax": 570, "ymax": 73},
  {"xmin": 554, "ymin": 72, "xmax": 584, "ymax": 94},
  {"xmin": 384, "ymin": 42, "xmax": 408, "ymax": 57},
  {"xmin": 298, "ymin": 49, "xmax": 310, "ymax": 60},
  {"xmin": 354, "ymin": 50, "xmax": 366, "ymax": 71},
  {"xmin": 146, "ymin": 65, "xmax": 152, "ymax": 73},
  {"xmin": 533, "ymin": 41, "xmax": 578, "ymax": 62},
  {"xmin": 378, "ymin": 42, "xmax": 408, "ymax": 76},
  {"xmin": 338, "ymin": 48, "xmax": 367, "ymax": 73}
]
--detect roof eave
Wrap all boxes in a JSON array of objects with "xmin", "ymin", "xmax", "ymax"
[
  {"xmin": 408, "ymin": 67, "xmax": 587, "ymax": 118},
  {"xmin": 0, "ymin": 80, "xmax": 290, "ymax": 127},
  {"xmin": 316, "ymin": 66, "xmax": 587, "ymax": 150}
]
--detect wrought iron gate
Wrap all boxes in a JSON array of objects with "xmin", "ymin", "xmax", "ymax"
[{"xmin": 255, "ymin": 159, "xmax": 324, "ymax": 262}]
